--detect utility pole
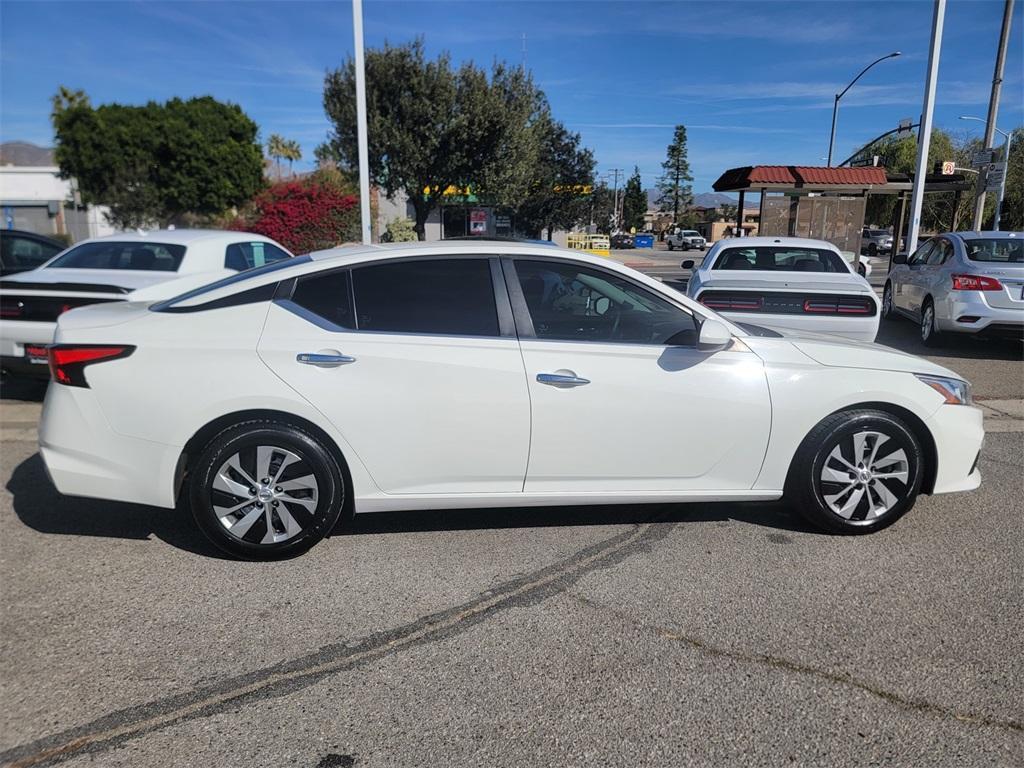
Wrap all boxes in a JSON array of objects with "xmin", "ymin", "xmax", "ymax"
[
  {"xmin": 973, "ymin": 0, "xmax": 1014, "ymax": 231},
  {"xmin": 907, "ymin": 0, "xmax": 946, "ymax": 257},
  {"xmin": 610, "ymin": 168, "xmax": 623, "ymax": 231},
  {"xmin": 352, "ymin": 0, "xmax": 372, "ymax": 244}
]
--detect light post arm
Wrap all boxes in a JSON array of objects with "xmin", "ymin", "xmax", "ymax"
[{"xmin": 827, "ymin": 52, "xmax": 901, "ymax": 167}]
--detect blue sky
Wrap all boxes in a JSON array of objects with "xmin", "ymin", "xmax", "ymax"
[{"xmin": 2, "ymin": 0, "xmax": 1022, "ymax": 192}]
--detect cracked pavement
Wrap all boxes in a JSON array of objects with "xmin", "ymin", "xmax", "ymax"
[{"xmin": 2, "ymin": 377, "xmax": 1022, "ymax": 766}]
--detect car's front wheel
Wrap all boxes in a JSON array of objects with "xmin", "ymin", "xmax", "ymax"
[
  {"xmin": 667, "ymin": 242, "xmax": 674, "ymax": 251},
  {"xmin": 881, "ymin": 282, "xmax": 896, "ymax": 319},
  {"xmin": 786, "ymin": 409, "xmax": 923, "ymax": 534},
  {"xmin": 188, "ymin": 420, "xmax": 346, "ymax": 559}
]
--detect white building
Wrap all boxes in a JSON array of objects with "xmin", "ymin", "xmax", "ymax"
[{"xmin": 0, "ymin": 142, "xmax": 115, "ymax": 242}]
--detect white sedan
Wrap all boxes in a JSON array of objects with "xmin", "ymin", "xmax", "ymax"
[
  {"xmin": 0, "ymin": 229, "xmax": 292, "ymax": 378},
  {"xmin": 39, "ymin": 241, "xmax": 982, "ymax": 559},
  {"xmin": 684, "ymin": 237, "xmax": 880, "ymax": 341}
]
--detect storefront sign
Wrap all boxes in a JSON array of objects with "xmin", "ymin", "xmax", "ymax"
[{"xmin": 469, "ymin": 209, "xmax": 487, "ymax": 235}]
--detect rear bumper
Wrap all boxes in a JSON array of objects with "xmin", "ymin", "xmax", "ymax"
[
  {"xmin": 925, "ymin": 403, "xmax": 984, "ymax": 495},
  {"xmin": 39, "ymin": 383, "xmax": 180, "ymax": 509},
  {"xmin": 716, "ymin": 311, "xmax": 880, "ymax": 342},
  {"xmin": 936, "ymin": 292, "xmax": 1024, "ymax": 334},
  {"xmin": 0, "ymin": 320, "xmax": 57, "ymax": 377}
]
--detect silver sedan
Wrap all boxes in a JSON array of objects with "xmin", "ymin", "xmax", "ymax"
[{"xmin": 882, "ymin": 231, "xmax": 1023, "ymax": 346}]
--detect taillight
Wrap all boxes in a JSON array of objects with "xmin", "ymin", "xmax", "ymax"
[
  {"xmin": 803, "ymin": 298, "xmax": 873, "ymax": 315},
  {"xmin": 700, "ymin": 295, "xmax": 764, "ymax": 311},
  {"xmin": 0, "ymin": 299, "xmax": 23, "ymax": 319},
  {"xmin": 47, "ymin": 345, "xmax": 135, "ymax": 388},
  {"xmin": 951, "ymin": 274, "xmax": 1002, "ymax": 291}
]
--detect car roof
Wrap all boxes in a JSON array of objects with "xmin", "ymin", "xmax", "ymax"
[
  {"xmin": 948, "ymin": 231, "xmax": 1021, "ymax": 240},
  {"xmin": 305, "ymin": 239, "xmax": 611, "ymax": 266},
  {"xmin": 709, "ymin": 236, "xmax": 840, "ymax": 251},
  {"xmin": 71, "ymin": 229, "xmax": 280, "ymax": 247}
]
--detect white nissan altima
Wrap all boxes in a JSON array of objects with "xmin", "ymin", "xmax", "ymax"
[{"xmin": 38, "ymin": 241, "xmax": 983, "ymax": 559}]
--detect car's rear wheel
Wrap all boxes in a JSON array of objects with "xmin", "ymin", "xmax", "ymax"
[
  {"xmin": 920, "ymin": 298, "xmax": 942, "ymax": 347},
  {"xmin": 189, "ymin": 421, "xmax": 345, "ymax": 559},
  {"xmin": 786, "ymin": 409, "xmax": 923, "ymax": 534},
  {"xmin": 881, "ymin": 282, "xmax": 896, "ymax": 319}
]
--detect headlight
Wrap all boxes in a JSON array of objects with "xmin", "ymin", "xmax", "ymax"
[{"xmin": 916, "ymin": 374, "xmax": 972, "ymax": 405}]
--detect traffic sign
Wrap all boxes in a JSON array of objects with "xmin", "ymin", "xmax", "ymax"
[
  {"xmin": 972, "ymin": 149, "xmax": 997, "ymax": 167},
  {"xmin": 983, "ymin": 162, "xmax": 1005, "ymax": 192},
  {"xmin": 941, "ymin": 161, "xmax": 956, "ymax": 175},
  {"xmin": 897, "ymin": 118, "xmax": 914, "ymax": 136}
]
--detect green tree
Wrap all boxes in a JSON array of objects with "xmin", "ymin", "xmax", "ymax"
[
  {"xmin": 283, "ymin": 139, "xmax": 302, "ymax": 176},
  {"xmin": 656, "ymin": 125, "xmax": 693, "ymax": 221},
  {"xmin": 52, "ymin": 88, "xmax": 264, "ymax": 228},
  {"xmin": 267, "ymin": 134, "xmax": 286, "ymax": 180},
  {"xmin": 995, "ymin": 126, "xmax": 1022, "ymax": 231},
  {"xmin": 621, "ymin": 166, "xmax": 646, "ymax": 232},
  {"xmin": 588, "ymin": 182, "xmax": 616, "ymax": 234},
  {"xmin": 323, "ymin": 39, "xmax": 550, "ymax": 240},
  {"xmin": 512, "ymin": 109, "xmax": 595, "ymax": 238}
]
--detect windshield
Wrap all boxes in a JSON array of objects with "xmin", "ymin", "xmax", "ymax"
[
  {"xmin": 963, "ymin": 238, "xmax": 1023, "ymax": 264},
  {"xmin": 712, "ymin": 246, "xmax": 847, "ymax": 273},
  {"xmin": 868, "ymin": 230, "xmax": 890, "ymax": 237},
  {"xmin": 681, "ymin": 231, "xmax": 700, "ymax": 237},
  {"xmin": 48, "ymin": 241, "xmax": 186, "ymax": 271}
]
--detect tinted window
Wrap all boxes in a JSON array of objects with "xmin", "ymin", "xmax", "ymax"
[
  {"xmin": 353, "ymin": 258, "xmax": 498, "ymax": 336},
  {"xmin": 291, "ymin": 270, "xmax": 353, "ymax": 329},
  {"xmin": 712, "ymin": 247, "xmax": 846, "ymax": 273},
  {"xmin": 1, "ymin": 234, "xmax": 62, "ymax": 270},
  {"xmin": 225, "ymin": 241, "xmax": 292, "ymax": 271},
  {"xmin": 515, "ymin": 259, "xmax": 696, "ymax": 346},
  {"xmin": 963, "ymin": 238, "xmax": 1024, "ymax": 264},
  {"xmin": 48, "ymin": 241, "xmax": 186, "ymax": 271}
]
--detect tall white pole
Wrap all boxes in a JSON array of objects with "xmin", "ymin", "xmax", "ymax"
[
  {"xmin": 994, "ymin": 129, "xmax": 1012, "ymax": 230},
  {"xmin": 352, "ymin": 0, "xmax": 372, "ymax": 244},
  {"xmin": 906, "ymin": 0, "xmax": 945, "ymax": 256}
]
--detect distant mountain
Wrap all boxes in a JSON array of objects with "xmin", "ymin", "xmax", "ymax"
[
  {"xmin": 644, "ymin": 189, "xmax": 739, "ymax": 211},
  {"xmin": 0, "ymin": 141, "xmax": 55, "ymax": 167}
]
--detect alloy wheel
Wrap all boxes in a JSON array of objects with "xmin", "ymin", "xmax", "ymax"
[
  {"xmin": 882, "ymin": 285, "xmax": 893, "ymax": 316},
  {"xmin": 818, "ymin": 430, "xmax": 910, "ymax": 522},
  {"xmin": 210, "ymin": 445, "xmax": 319, "ymax": 544},
  {"xmin": 921, "ymin": 304, "xmax": 934, "ymax": 342}
]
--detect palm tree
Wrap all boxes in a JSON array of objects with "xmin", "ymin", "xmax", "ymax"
[
  {"xmin": 266, "ymin": 134, "xmax": 286, "ymax": 181},
  {"xmin": 284, "ymin": 139, "xmax": 302, "ymax": 177}
]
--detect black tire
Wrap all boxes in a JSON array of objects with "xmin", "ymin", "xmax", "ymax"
[
  {"xmin": 785, "ymin": 409, "xmax": 924, "ymax": 535},
  {"xmin": 868, "ymin": 242, "xmax": 878, "ymax": 258},
  {"xmin": 188, "ymin": 420, "xmax": 345, "ymax": 559},
  {"xmin": 857, "ymin": 262, "xmax": 867, "ymax": 277},
  {"xmin": 667, "ymin": 242, "xmax": 674, "ymax": 251},
  {"xmin": 920, "ymin": 298, "xmax": 942, "ymax": 347},
  {"xmin": 881, "ymin": 282, "xmax": 897, "ymax": 320}
]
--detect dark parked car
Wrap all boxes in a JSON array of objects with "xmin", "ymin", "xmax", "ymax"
[
  {"xmin": 611, "ymin": 233, "xmax": 636, "ymax": 249},
  {"xmin": 0, "ymin": 229, "xmax": 65, "ymax": 275}
]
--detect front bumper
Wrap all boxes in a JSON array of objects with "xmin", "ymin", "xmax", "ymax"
[
  {"xmin": 925, "ymin": 403, "xmax": 984, "ymax": 494},
  {"xmin": 39, "ymin": 382, "xmax": 181, "ymax": 509}
]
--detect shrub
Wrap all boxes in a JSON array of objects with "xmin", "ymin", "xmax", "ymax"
[
  {"xmin": 234, "ymin": 179, "xmax": 360, "ymax": 254},
  {"xmin": 381, "ymin": 217, "xmax": 417, "ymax": 242}
]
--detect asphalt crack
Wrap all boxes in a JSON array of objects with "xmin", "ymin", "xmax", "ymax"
[
  {"xmin": 1, "ymin": 516, "xmax": 674, "ymax": 768},
  {"xmin": 569, "ymin": 592, "xmax": 1024, "ymax": 735}
]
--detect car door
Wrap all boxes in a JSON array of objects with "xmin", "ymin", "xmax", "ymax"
[
  {"xmin": 506, "ymin": 257, "xmax": 772, "ymax": 493},
  {"xmin": 897, "ymin": 239, "xmax": 936, "ymax": 315},
  {"xmin": 257, "ymin": 256, "xmax": 531, "ymax": 495},
  {"xmin": 920, "ymin": 237, "xmax": 953, "ymax": 307}
]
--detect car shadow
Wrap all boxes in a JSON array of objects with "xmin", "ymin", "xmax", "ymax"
[
  {"xmin": 8, "ymin": 453, "xmax": 819, "ymax": 559},
  {"xmin": 875, "ymin": 317, "xmax": 1023, "ymax": 362}
]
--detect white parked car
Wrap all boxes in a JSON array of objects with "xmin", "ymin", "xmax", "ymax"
[
  {"xmin": 0, "ymin": 229, "xmax": 292, "ymax": 377},
  {"xmin": 666, "ymin": 229, "xmax": 706, "ymax": 251},
  {"xmin": 684, "ymin": 237, "xmax": 880, "ymax": 342},
  {"xmin": 39, "ymin": 241, "xmax": 981, "ymax": 559}
]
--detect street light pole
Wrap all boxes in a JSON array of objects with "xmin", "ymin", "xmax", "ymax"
[
  {"xmin": 907, "ymin": 0, "xmax": 946, "ymax": 257},
  {"xmin": 352, "ymin": 0, "xmax": 372, "ymax": 244},
  {"xmin": 827, "ymin": 51, "xmax": 901, "ymax": 166},
  {"xmin": 960, "ymin": 115, "xmax": 1012, "ymax": 231},
  {"xmin": 972, "ymin": 0, "xmax": 1014, "ymax": 230}
]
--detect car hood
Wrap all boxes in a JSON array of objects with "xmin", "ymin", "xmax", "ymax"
[
  {"xmin": 1, "ymin": 267, "xmax": 178, "ymax": 291},
  {"xmin": 792, "ymin": 336, "xmax": 961, "ymax": 379}
]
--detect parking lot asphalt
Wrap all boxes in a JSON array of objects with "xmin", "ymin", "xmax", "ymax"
[{"xmin": 2, "ymin": 292, "xmax": 1022, "ymax": 767}]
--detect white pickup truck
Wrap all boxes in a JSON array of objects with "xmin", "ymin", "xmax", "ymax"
[{"xmin": 666, "ymin": 228, "xmax": 706, "ymax": 251}]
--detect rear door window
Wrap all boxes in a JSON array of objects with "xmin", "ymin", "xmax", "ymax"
[
  {"xmin": 47, "ymin": 241, "xmax": 186, "ymax": 271},
  {"xmin": 352, "ymin": 258, "xmax": 499, "ymax": 336},
  {"xmin": 225, "ymin": 241, "xmax": 292, "ymax": 271}
]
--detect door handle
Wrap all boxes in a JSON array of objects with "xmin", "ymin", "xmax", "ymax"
[
  {"xmin": 537, "ymin": 372, "xmax": 590, "ymax": 387},
  {"xmin": 296, "ymin": 352, "xmax": 356, "ymax": 368}
]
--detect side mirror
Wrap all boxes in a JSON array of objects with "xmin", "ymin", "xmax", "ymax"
[
  {"xmin": 892, "ymin": 252, "xmax": 908, "ymax": 265},
  {"xmin": 697, "ymin": 318, "xmax": 732, "ymax": 352},
  {"xmin": 681, "ymin": 259, "xmax": 695, "ymax": 270}
]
